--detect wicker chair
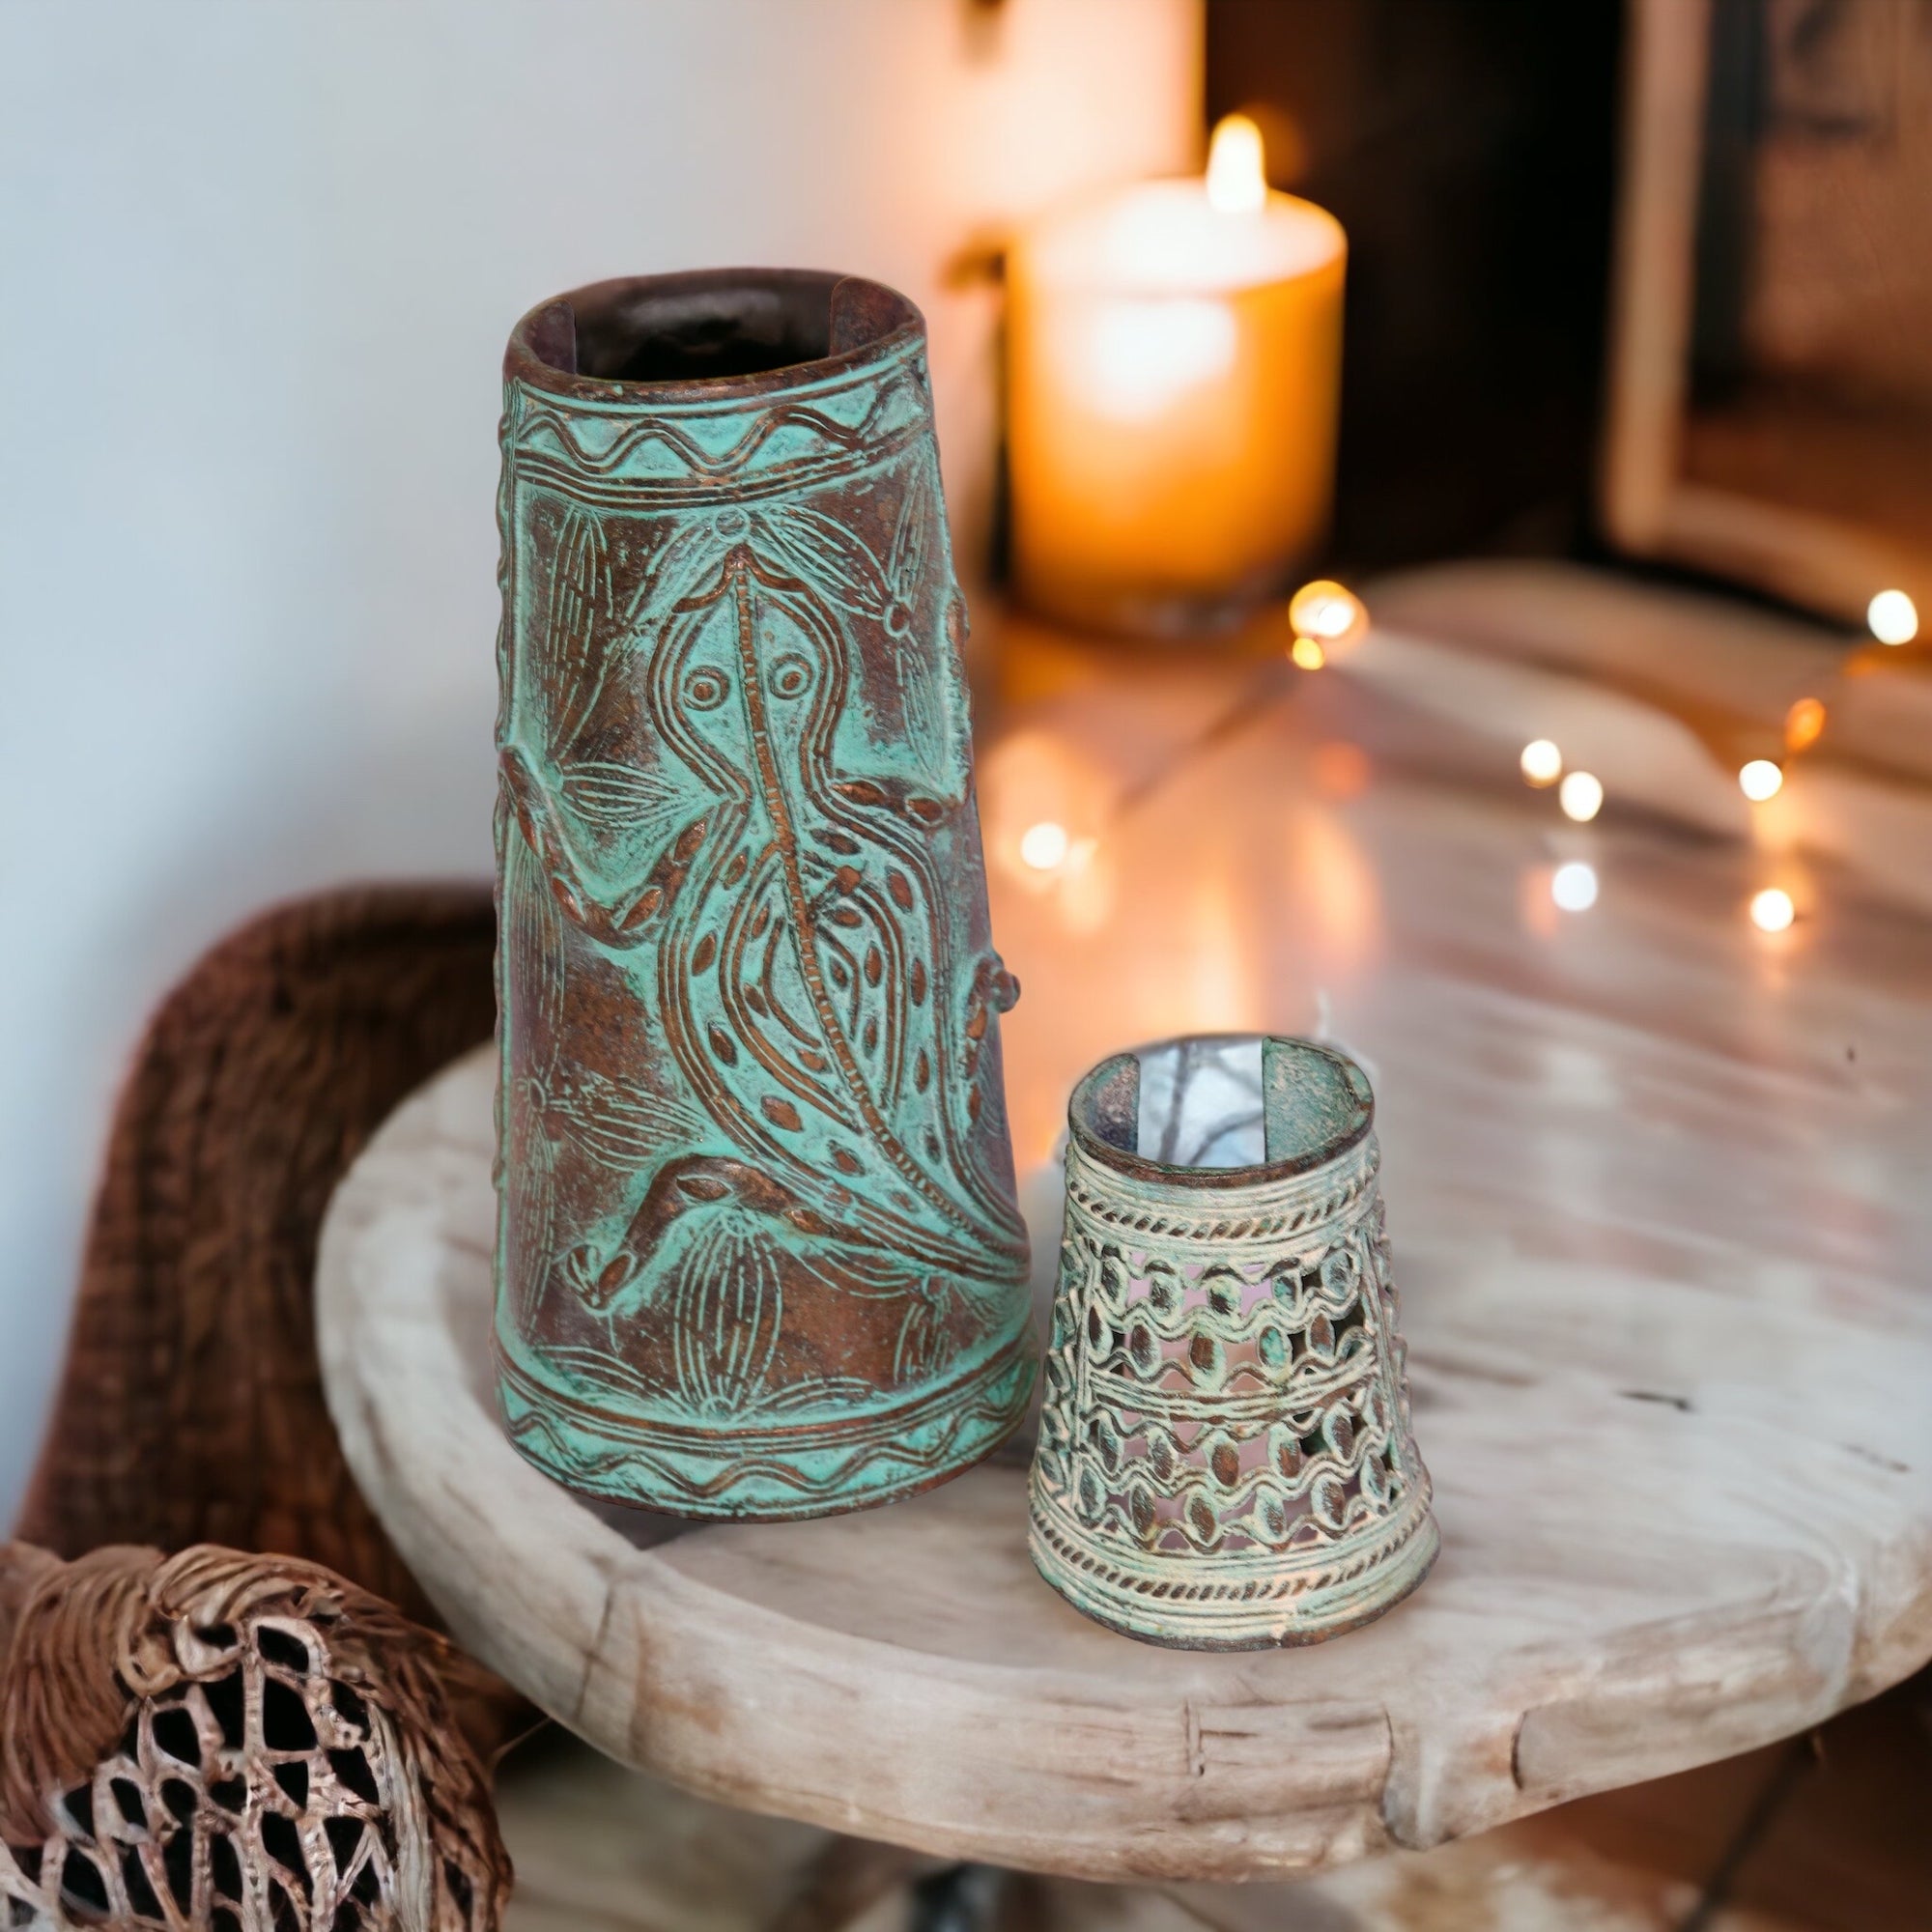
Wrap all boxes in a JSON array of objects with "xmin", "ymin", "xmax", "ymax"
[{"xmin": 3, "ymin": 887, "xmax": 513, "ymax": 1932}]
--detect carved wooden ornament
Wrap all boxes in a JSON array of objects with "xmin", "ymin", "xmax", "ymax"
[
  {"xmin": 1030, "ymin": 1035, "xmax": 1437, "ymax": 1648},
  {"xmin": 494, "ymin": 271, "xmax": 1035, "ymax": 1519}
]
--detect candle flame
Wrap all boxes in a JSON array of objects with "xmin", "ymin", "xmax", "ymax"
[{"xmin": 1207, "ymin": 114, "xmax": 1267, "ymax": 214}]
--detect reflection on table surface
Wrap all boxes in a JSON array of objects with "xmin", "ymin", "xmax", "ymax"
[{"xmin": 977, "ymin": 581, "xmax": 1932, "ymax": 1301}]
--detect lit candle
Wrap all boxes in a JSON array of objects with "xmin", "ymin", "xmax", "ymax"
[{"xmin": 1007, "ymin": 115, "xmax": 1346, "ymax": 637}]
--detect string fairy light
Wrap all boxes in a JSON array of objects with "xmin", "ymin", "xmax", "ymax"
[
  {"xmin": 1520, "ymin": 739, "xmax": 1562, "ymax": 786},
  {"xmin": 1288, "ymin": 580, "xmax": 1364, "ymax": 642},
  {"xmin": 1868, "ymin": 589, "xmax": 1918, "ymax": 646},
  {"xmin": 1558, "ymin": 771, "xmax": 1604, "ymax": 823},
  {"xmin": 1018, "ymin": 820, "xmax": 1070, "ymax": 871},
  {"xmin": 1551, "ymin": 860, "xmax": 1598, "ymax": 912},
  {"xmin": 1283, "ymin": 580, "xmax": 1363, "ymax": 670}
]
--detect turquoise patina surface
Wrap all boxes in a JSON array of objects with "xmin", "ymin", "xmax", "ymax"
[{"xmin": 493, "ymin": 272, "xmax": 1035, "ymax": 1519}]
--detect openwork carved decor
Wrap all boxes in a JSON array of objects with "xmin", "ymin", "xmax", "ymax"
[
  {"xmin": 1030, "ymin": 1035, "xmax": 1437, "ymax": 1649},
  {"xmin": 0, "ymin": 1543, "xmax": 508, "ymax": 1932},
  {"xmin": 494, "ymin": 271, "xmax": 1035, "ymax": 1519}
]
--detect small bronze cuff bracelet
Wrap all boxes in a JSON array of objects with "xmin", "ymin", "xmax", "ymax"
[{"xmin": 1029, "ymin": 1033, "xmax": 1437, "ymax": 1649}]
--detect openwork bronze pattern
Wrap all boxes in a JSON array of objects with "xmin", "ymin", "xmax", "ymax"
[{"xmin": 1030, "ymin": 1036, "xmax": 1437, "ymax": 1648}]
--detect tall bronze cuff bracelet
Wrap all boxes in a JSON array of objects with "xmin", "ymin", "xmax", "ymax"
[{"xmin": 494, "ymin": 271, "xmax": 1035, "ymax": 1519}]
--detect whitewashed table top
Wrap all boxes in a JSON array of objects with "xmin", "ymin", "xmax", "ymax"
[{"xmin": 319, "ymin": 568, "xmax": 1932, "ymax": 1882}]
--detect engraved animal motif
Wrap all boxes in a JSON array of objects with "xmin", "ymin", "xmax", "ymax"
[
  {"xmin": 498, "ymin": 447, "xmax": 1025, "ymax": 1414},
  {"xmin": 559, "ymin": 1153, "xmax": 957, "ymax": 1413}
]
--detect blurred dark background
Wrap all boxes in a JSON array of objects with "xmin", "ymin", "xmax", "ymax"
[{"xmin": 1206, "ymin": 0, "xmax": 1625, "ymax": 576}]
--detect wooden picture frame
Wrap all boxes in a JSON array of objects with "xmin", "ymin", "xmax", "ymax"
[{"xmin": 1603, "ymin": 0, "xmax": 1932, "ymax": 626}]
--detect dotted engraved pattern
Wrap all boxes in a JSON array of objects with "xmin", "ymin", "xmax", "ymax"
[{"xmin": 1030, "ymin": 1133, "xmax": 1435, "ymax": 1642}]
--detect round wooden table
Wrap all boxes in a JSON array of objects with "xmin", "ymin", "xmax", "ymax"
[{"xmin": 319, "ymin": 589, "xmax": 1932, "ymax": 1884}]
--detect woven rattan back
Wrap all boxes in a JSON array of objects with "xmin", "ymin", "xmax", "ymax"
[{"xmin": 14, "ymin": 886, "xmax": 496, "ymax": 1624}]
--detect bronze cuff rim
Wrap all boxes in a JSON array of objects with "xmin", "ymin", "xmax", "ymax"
[
  {"xmin": 1066, "ymin": 1030, "xmax": 1376, "ymax": 1191},
  {"xmin": 504, "ymin": 268, "xmax": 924, "ymax": 406}
]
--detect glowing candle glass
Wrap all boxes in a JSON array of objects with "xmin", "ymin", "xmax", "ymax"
[{"xmin": 1008, "ymin": 117, "xmax": 1346, "ymax": 638}]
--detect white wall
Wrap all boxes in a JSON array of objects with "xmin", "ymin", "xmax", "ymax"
[{"xmin": 0, "ymin": 0, "xmax": 1201, "ymax": 1520}]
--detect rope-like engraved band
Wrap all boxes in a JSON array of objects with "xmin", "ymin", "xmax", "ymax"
[
  {"xmin": 1030, "ymin": 1475, "xmax": 1435, "ymax": 1611},
  {"xmin": 1061, "ymin": 1132, "xmax": 1380, "ymax": 1248}
]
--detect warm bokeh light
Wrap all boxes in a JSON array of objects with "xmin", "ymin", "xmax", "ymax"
[
  {"xmin": 1738, "ymin": 758, "xmax": 1783, "ymax": 803},
  {"xmin": 1868, "ymin": 589, "xmax": 1918, "ymax": 645},
  {"xmin": 1551, "ymin": 860, "xmax": 1598, "ymax": 912},
  {"xmin": 1018, "ymin": 820, "xmax": 1070, "ymax": 871},
  {"xmin": 1558, "ymin": 770, "xmax": 1604, "ymax": 822},
  {"xmin": 1520, "ymin": 738, "xmax": 1563, "ymax": 786},
  {"xmin": 1206, "ymin": 113, "xmax": 1267, "ymax": 214},
  {"xmin": 979, "ymin": 724, "xmax": 1114, "ymax": 915},
  {"xmin": 1288, "ymin": 579, "xmax": 1364, "ymax": 642},
  {"xmin": 1749, "ymin": 887, "xmax": 1795, "ymax": 933},
  {"xmin": 1081, "ymin": 298, "xmax": 1237, "ymax": 421},
  {"xmin": 1290, "ymin": 808, "xmax": 1382, "ymax": 975},
  {"xmin": 1312, "ymin": 739, "xmax": 1371, "ymax": 799},
  {"xmin": 1290, "ymin": 636, "xmax": 1325, "ymax": 670},
  {"xmin": 1783, "ymin": 697, "xmax": 1826, "ymax": 753}
]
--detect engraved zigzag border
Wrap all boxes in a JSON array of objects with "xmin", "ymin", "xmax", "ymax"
[
  {"xmin": 509, "ymin": 367, "xmax": 923, "ymax": 488},
  {"xmin": 501, "ymin": 1359, "xmax": 1031, "ymax": 1506}
]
